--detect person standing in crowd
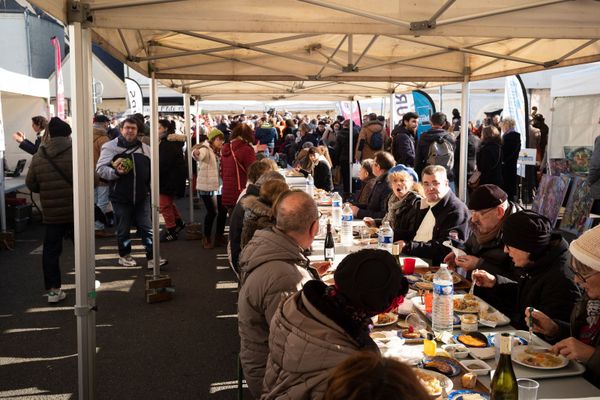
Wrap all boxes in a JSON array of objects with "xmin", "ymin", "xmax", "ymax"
[
  {"xmin": 297, "ymin": 122, "xmax": 320, "ymax": 148},
  {"xmin": 391, "ymin": 112, "xmax": 418, "ymax": 167},
  {"xmin": 215, "ymin": 115, "xmax": 231, "ymax": 142},
  {"xmin": 452, "ymin": 108, "xmax": 461, "ymax": 132},
  {"xmin": 13, "ymin": 115, "xmax": 49, "ymax": 155},
  {"xmin": 92, "ymin": 115, "xmax": 114, "ymax": 238},
  {"xmin": 588, "ymin": 117, "xmax": 600, "ymax": 214},
  {"xmin": 221, "ymin": 123, "xmax": 257, "ymax": 211},
  {"xmin": 396, "ymin": 165, "xmax": 470, "ymax": 266},
  {"xmin": 355, "ymin": 159, "xmax": 377, "ymax": 207},
  {"xmin": 472, "ymin": 210, "xmax": 579, "ymax": 330},
  {"xmin": 158, "ymin": 119, "xmax": 187, "ymax": 242},
  {"xmin": 500, "ymin": 117, "xmax": 521, "ymax": 201},
  {"xmin": 261, "ymin": 249, "xmax": 409, "ymax": 399},
  {"xmin": 525, "ymin": 225, "xmax": 600, "ymax": 387},
  {"xmin": 351, "ymin": 151, "xmax": 394, "ymax": 219},
  {"xmin": 96, "ymin": 117, "xmax": 165, "ymax": 269},
  {"xmin": 453, "ymin": 124, "xmax": 480, "ymax": 194},
  {"xmin": 26, "ymin": 117, "xmax": 73, "ymax": 303},
  {"xmin": 355, "ymin": 113, "xmax": 384, "ymax": 162},
  {"xmin": 320, "ymin": 120, "xmax": 336, "ymax": 146},
  {"xmin": 476, "ymin": 126, "xmax": 504, "ymax": 187},
  {"xmin": 255, "ymin": 116, "xmax": 278, "ymax": 155},
  {"xmin": 333, "ymin": 120, "xmax": 356, "ymax": 197},
  {"xmin": 532, "ymin": 114, "xmax": 549, "ymax": 166},
  {"xmin": 237, "ymin": 191, "xmax": 319, "ymax": 398},
  {"xmin": 192, "ymin": 129, "xmax": 226, "ymax": 249},
  {"xmin": 414, "ymin": 112, "xmax": 456, "ymax": 192}
]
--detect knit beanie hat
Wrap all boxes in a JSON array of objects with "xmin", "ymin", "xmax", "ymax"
[
  {"xmin": 569, "ymin": 225, "xmax": 600, "ymax": 272},
  {"xmin": 502, "ymin": 210, "xmax": 552, "ymax": 254},
  {"xmin": 48, "ymin": 117, "xmax": 72, "ymax": 137},
  {"xmin": 468, "ymin": 185, "xmax": 507, "ymax": 211},
  {"xmin": 334, "ymin": 249, "xmax": 408, "ymax": 314},
  {"xmin": 208, "ymin": 128, "xmax": 224, "ymax": 142},
  {"xmin": 389, "ymin": 164, "xmax": 419, "ymax": 182}
]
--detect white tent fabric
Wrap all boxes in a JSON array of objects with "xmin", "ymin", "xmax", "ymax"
[{"xmin": 551, "ymin": 63, "xmax": 600, "ymax": 98}]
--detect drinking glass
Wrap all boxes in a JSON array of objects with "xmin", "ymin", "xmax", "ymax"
[{"xmin": 517, "ymin": 378, "xmax": 539, "ymax": 400}]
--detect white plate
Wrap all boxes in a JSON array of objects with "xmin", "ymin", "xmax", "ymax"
[
  {"xmin": 371, "ymin": 313, "xmax": 399, "ymax": 327},
  {"xmin": 453, "ymin": 294, "xmax": 511, "ymax": 326},
  {"xmin": 414, "ymin": 368, "xmax": 453, "ymax": 398},
  {"xmin": 468, "ymin": 347, "xmax": 496, "ymax": 360},
  {"xmin": 512, "ymin": 346, "xmax": 569, "ymax": 370}
]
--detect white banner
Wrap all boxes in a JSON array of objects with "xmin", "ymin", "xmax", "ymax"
[
  {"xmin": 125, "ymin": 77, "xmax": 143, "ymax": 115},
  {"xmin": 503, "ymin": 76, "xmax": 526, "ymax": 176},
  {"xmin": 391, "ymin": 93, "xmax": 415, "ymax": 128},
  {"xmin": 0, "ymin": 92, "xmax": 4, "ymax": 152}
]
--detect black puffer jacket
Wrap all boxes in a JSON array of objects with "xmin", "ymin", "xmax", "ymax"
[
  {"xmin": 159, "ymin": 133, "xmax": 187, "ymax": 197},
  {"xmin": 240, "ymin": 196, "xmax": 275, "ymax": 249},
  {"xmin": 501, "ymin": 130, "xmax": 521, "ymax": 200},
  {"xmin": 476, "ymin": 233, "xmax": 580, "ymax": 331},
  {"xmin": 390, "ymin": 191, "xmax": 422, "ymax": 241},
  {"xmin": 356, "ymin": 172, "xmax": 391, "ymax": 219}
]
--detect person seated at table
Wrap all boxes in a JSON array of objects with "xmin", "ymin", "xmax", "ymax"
[
  {"xmin": 525, "ymin": 225, "xmax": 600, "ymax": 387},
  {"xmin": 444, "ymin": 184, "xmax": 521, "ymax": 279},
  {"xmin": 395, "ymin": 165, "xmax": 470, "ymax": 266},
  {"xmin": 472, "ymin": 210, "xmax": 580, "ymax": 331},
  {"xmin": 296, "ymin": 147, "xmax": 334, "ymax": 191},
  {"xmin": 261, "ymin": 249, "xmax": 409, "ymax": 399},
  {"xmin": 355, "ymin": 159, "xmax": 377, "ymax": 207},
  {"xmin": 350, "ymin": 151, "xmax": 395, "ymax": 219},
  {"xmin": 324, "ymin": 352, "xmax": 431, "ymax": 400}
]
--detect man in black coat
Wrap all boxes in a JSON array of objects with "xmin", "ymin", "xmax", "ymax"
[
  {"xmin": 453, "ymin": 130, "xmax": 480, "ymax": 194},
  {"xmin": 391, "ymin": 112, "xmax": 418, "ymax": 167},
  {"xmin": 397, "ymin": 165, "xmax": 470, "ymax": 265},
  {"xmin": 500, "ymin": 118, "xmax": 521, "ymax": 201},
  {"xmin": 333, "ymin": 120, "xmax": 358, "ymax": 197},
  {"xmin": 414, "ymin": 112, "xmax": 456, "ymax": 190}
]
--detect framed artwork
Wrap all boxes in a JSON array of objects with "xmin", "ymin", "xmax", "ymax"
[
  {"xmin": 532, "ymin": 174, "xmax": 571, "ymax": 226},
  {"xmin": 564, "ymin": 146, "xmax": 593, "ymax": 174},
  {"xmin": 560, "ymin": 175, "xmax": 594, "ymax": 237},
  {"xmin": 548, "ymin": 158, "xmax": 570, "ymax": 176}
]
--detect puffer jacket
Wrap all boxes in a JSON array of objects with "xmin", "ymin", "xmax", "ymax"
[
  {"xmin": 355, "ymin": 120, "xmax": 384, "ymax": 161},
  {"xmin": 238, "ymin": 228, "xmax": 315, "ymax": 398},
  {"xmin": 262, "ymin": 280, "xmax": 377, "ymax": 400},
  {"xmin": 93, "ymin": 127, "xmax": 110, "ymax": 187},
  {"xmin": 589, "ymin": 135, "xmax": 600, "ymax": 199},
  {"xmin": 240, "ymin": 196, "xmax": 275, "ymax": 249},
  {"xmin": 159, "ymin": 133, "xmax": 187, "ymax": 197},
  {"xmin": 26, "ymin": 137, "xmax": 73, "ymax": 224},
  {"xmin": 96, "ymin": 136, "xmax": 151, "ymax": 205},
  {"xmin": 391, "ymin": 124, "xmax": 416, "ymax": 167},
  {"xmin": 193, "ymin": 141, "xmax": 220, "ymax": 192},
  {"xmin": 221, "ymin": 138, "xmax": 256, "ymax": 207},
  {"xmin": 229, "ymin": 184, "xmax": 260, "ymax": 272},
  {"xmin": 389, "ymin": 191, "xmax": 422, "ymax": 241}
]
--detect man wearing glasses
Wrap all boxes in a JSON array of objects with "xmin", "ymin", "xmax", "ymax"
[{"xmin": 444, "ymin": 184, "xmax": 521, "ymax": 279}]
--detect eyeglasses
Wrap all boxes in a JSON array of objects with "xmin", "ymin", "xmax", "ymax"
[
  {"xmin": 569, "ymin": 264, "xmax": 598, "ymax": 283},
  {"xmin": 471, "ymin": 207, "xmax": 496, "ymax": 218},
  {"xmin": 423, "ymin": 181, "xmax": 442, "ymax": 189}
]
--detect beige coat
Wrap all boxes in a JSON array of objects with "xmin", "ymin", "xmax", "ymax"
[
  {"xmin": 93, "ymin": 127, "xmax": 110, "ymax": 187},
  {"xmin": 193, "ymin": 142, "xmax": 220, "ymax": 192},
  {"xmin": 238, "ymin": 228, "xmax": 314, "ymax": 398},
  {"xmin": 355, "ymin": 120, "xmax": 384, "ymax": 161}
]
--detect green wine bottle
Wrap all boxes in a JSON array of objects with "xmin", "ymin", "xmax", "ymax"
[{"xmin": 491, "ymin": 333, "xmax": 518, "ymax": 400}]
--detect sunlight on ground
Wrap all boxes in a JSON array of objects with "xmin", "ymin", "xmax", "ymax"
[
  {"xmin": 25, "ymin": 306, "xmax": 72, "ymax": 313},
  {"xmin": 216, "ymin": 314, "xmax": 238, "ymax": 319},
  {"xmin": 0, "ymin": 389, "xmax": 73, "ymax": 399},
  {"xmin": 4, "ymin": 326, "xmax": 61, "ymax": 334},
  {"xmin": 98, "ymin": 245, "xmax": 146, "ymax": 251},
  {"xmin": 215, "ymin": 281, "xmax": 238, "ymax": 290},
  {"xmin": 0, "ymin": 353, "xmax": 77, "ymax": 365},
  {"xmin": 96, "ymin": 279, "xmax": 135, "ymax": 293},
  {"xmin": 216, "ymin": 266, "xmax": 229, "ymax": 270},
  {"xmin": 209, "ymin": 380, "xmax": 246, "ymax": 394}
]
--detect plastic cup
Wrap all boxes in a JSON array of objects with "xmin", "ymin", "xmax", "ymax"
[
  {"xmin": 518, "ymin": 378, "xmax": 539, "ymax": 400},
  {"xmin": 424, "ymin": 292, "xmax": 433, "ymax": 313},
  {"xmin": 403, "ymin": 258, "xmax": 416, "ymax": 274}
]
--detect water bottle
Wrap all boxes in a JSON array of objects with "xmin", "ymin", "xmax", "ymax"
[
  {"xmin": 378, "ymin": 221, "xmax": 394, "ymax": 252},
  {"xmin": 341, "ymin": 203, "xmax": 354, "ymax": 246},
  {"xmin": 432, "ymin": 264, "xmax": 454, "ymax": 340},
  {"xmin": 305, "ymin": 174, "xmax": 314, "ymax": 197},
  {"xmin": 331, "ymin": 192, "xmax": 342, "ymax": 228}
]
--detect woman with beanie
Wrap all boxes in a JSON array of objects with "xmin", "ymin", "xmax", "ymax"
[
  {"xmin": 192, "ymin": 128, "xmax": 227, "ymax": 249},
  {"xmin": 158, "ymin": 119, "xmax": 187, "ymax": 242},
  {"xmin": 472, "ymin": 210, "xmax": 580, "ymax": 330},
  {"xmin": 261, "ymin": 249, "xmax": 409, "ymax": 399},
  {"xmin": 221, "ymin": 123, "xmax": 257, "ymax": 210},
  {"xmin": 524, "ymin": 225, "xmax": 600, "ymax": 387}
]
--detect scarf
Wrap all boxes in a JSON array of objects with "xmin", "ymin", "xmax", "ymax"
[
  {"xmin": 118, "ymin": 136, "xmax": 142, "ymax": 149},
  {"xmin": 587, "ymin": 299, "xmax": 600, "ymax": 326},
  {"xmin": 382, "ymin": 194, "xmax": 404, "ymax": 229}
]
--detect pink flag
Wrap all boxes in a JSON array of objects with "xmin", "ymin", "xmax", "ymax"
[{"xmin": 51, "ymin": 37, "xmax": 65, "ymax": 120}]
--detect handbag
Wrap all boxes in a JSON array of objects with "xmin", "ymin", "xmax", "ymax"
[{"xmin": 467, "ymin": 171, "xmax": 481, "ymax": 190}]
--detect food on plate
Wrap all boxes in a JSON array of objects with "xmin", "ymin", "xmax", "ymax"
[
  {"xmin": 478, "ymin": 309, "xmax": 499, "ymax": 322},
  {"xmin": 422, "ymin": 271, "xmax": 461, "ymax": 284},
  {"xmin": 424, "ymin": 360, "xmax": 453, "ymax": 376},
  {"xmin": 455, "ymin": 394, "xmax": 487, "ymax": 400},
  {"xmin": 461, "ymin": 372, "xmax": 477, "ymax": 389},
  {"xmin": 414, "ymin": 369, "xmax": 442, "ymax": 397},
  {"xmin": 376, "ymin": 313, "xmax": 395, "ymax": 325},
  {"xmin": 518, "ymin": 350, "xmax": 565, "ymax": 368},
  {"xmin": 456, "ymin": 333, "xmax": 488, "ymax": 348},
  {"xmin": 285, "ymin": 170, "xmax": 304, "ymax": 177},
  {"xmin": 454, "ymin": 296, "xmax": 480, "ymax": 313},
  {"xmin": 402, "ymin": 325, "xmax": 421, "ymax": 339}
]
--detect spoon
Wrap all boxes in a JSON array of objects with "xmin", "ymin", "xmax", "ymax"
[{"xmin": 528, "ymin": 306, "xmax": 534, "ymax": 346}]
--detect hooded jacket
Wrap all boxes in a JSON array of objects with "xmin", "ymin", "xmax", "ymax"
[
  {"xmin": 159, "ymin": 133, "xmax": 187, "ymax": 197},
  {"xmin": 26, "ymin": 137, "xmax": 73, "ymax": 224},
  {"xmin": 392, "ymin": 124, "xmax": 416, "ymax": 167},
  {"xmin": 238, "ymin": 228, "xmax": 315, "ymax": 398},
  {"xmin": 355, "ymin": 120, "xmax": 384, "ymax": 161},
  {"xmin": 221, "ymin": 138, "xmax": 256, "ymax": 207},
  {"xmin": 193, "ymin": 141, "xmax": 221, "ymax": 192},
  {"xmin": 415, "ymin": 128, "xmax": 456, "ymax": 180},
  {"xmin": 240, "ymin": 196, "xmax": 275, "ymax": 249}
]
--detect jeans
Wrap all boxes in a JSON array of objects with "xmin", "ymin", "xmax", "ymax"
[
  {"xmin": 159, "ymin": 194, "xmax": 181, "ymax": 229},
  {"xmin": 42, "ymin": 223, "xmax": 73, "ymax": 290},
  {"xmin": 112, "ymin": 198, "xmax": 153, "ymax": 259},
  {"xmin": 201, "ymin": 194, "xmax": 227, "ymax": 237},
  {"xmin": 94, "ymin": 186, "xmax": 111, "ymax": 230}
]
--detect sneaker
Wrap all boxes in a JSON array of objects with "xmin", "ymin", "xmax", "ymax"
[
  {"xmin": 175, "ymin": 219, "xmax": 186, "ymax": 233},
  {"xmin": 147, "ymin": 258, "xmax": 168, "ymax": 269},
  {"xmin": 160, "ymin": 229, "xmax": 178, "ymax": 243},
  {"xmin": 118, "ymin": 255, "xmax": 137, "ymax": 267},
  {"xmin": 47, "ymin": 289, "xmax": 66, "ymax": 303}
]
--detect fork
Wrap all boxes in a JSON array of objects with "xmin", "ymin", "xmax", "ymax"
[
  {"xmin": 528, "ymin": 306, "xmax": 534, "ymax": 346},
  {"xmin": 440, "ymin": 378, "xmax": 449, "ymax": 399},
  {"xmin": 469, "ymin": 277, "xmax": 476, "ymax": 296}
]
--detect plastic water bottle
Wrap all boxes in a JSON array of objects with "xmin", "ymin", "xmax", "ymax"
[
  {"xmin": 331, "ymin": 192, "xmax": 342, "ymax": 228},
  {"xmin": 378, "ymin": 221, "xmax": 394, "ymax": 252},
  {"xmin": 432, "ymin": 264, "xmax": 454, "ymax": 340},
  {"xmin": 305, "ymin": 174, "xmax": 314, "ymax": 197},
  {"xmin": 341, "ymin": 203, "xmax": 354, "ymax": 246}
]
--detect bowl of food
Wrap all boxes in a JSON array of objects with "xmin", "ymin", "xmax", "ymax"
[{"xmin": 442, "ymin": 344, "xmax": 469, "ymax": 359}]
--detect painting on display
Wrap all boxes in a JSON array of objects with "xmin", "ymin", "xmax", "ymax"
[
  {"xmin": 532, "ymin": 174, "xmax": 571, "ymax": 226},
  {"xmin": 564, "ymin": 146, "xmax": 593, "ymax": 174},
  {"xmin": 560, "ymin": 175, "xmax": 594, "ymax": 237},
  {"xmin": 548, "ymin": 158, "xmax": 570, "ymax": 176}
]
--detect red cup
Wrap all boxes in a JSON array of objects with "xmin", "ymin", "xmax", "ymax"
[
  {"xmin": 403, "ymin": 258, "xmax": 416, "ymax": 275},
  {"xmin": 424, "ymin": 292, "xmax": 433, "ymax": 313}
]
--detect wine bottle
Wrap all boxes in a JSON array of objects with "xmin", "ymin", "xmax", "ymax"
[
  {"xmin": 324, "ymin": 219, "xmax": 335, "ymax": 261},
  {"xmin": 491, "ymin": 333, "xmax": 518, "ymax": 400}
]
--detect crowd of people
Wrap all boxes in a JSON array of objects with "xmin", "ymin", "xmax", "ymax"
[{"xmin": 11, "ymin": 108, "xmax": 600, "ymax": 399}]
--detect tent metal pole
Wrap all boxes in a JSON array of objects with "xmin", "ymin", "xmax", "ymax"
[
  {"xmin": 347, "ymin": 34, "xmax": 353, "ymax": 67},
  {"xmin": 183, "ymin": 93, "xmax": 193, "ymax": 222},
  {"xmin": 298, "ymin": 0, "xmax": 411, "ymax": 28},
  {"xmin": 348, "ymin": 99, "xmax": 354, "ymax": 195},
  {"xmin": 458, "ymin": 55, "xmax": 470, "ymax": 202},
  {"xmin": 150, "ymin": 72, "xmax": 160, "ymax": 277},
  {"xmin": 439, "ymin": 86, "xmax": 443, "ymax": 113},
  {"xmin": 69, "ymin": 21, "xmax": 96, "ymax": 400},
  {"xmin": 0, "ymin": 150, "xmax": 6, "ymax": 232}
]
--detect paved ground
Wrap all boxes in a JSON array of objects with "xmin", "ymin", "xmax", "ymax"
[{"xmin": 0, "ymin": 199, "xmax": 251, "ymax": 399}]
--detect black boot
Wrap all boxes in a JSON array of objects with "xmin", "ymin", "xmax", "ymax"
[{"xmin": 175, "ymin": 218, "xmax": 186, "ymax": 233}]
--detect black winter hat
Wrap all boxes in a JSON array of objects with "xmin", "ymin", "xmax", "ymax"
[
  {"xmin": 48, "ymin": 117, "xmax": 72, "ymax": 137},
  {"xmin": 502, "ymin": 210, "xmax": 552, "ymax": 254},
  {"xmin": 334, "ymin": 249, "xmax": 408, "ymax": 314},
  {"xmin": 468, "ymin": 184, "xmax": 507, "ymax": 211}
]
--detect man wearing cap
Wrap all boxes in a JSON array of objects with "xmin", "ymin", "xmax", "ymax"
[
  {"xmin": 237, "ymin": 191, "xmax": 319, "ymax": 398},
  {"xmin": 26, "ymin": 117, "xmax": 73, "ymax": 303},
  {"xmin": 444, "ymin": 184, "xmax": 521, "ymax": 279},
  {"xmin": 93, "ymin": 115, "xmax": 114, "ymax": 238},
  {"xmin": 472, "ymin": 210, "xmax": 580, "ymax": 330},
  {"xmin": 262, "ymin": 249, "xmax": 409, "ymax": 399}
]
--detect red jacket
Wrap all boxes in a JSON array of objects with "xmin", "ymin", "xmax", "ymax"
[{"xmin": 221, "ymin": 138, "xmax": 256, "ymax": 207}]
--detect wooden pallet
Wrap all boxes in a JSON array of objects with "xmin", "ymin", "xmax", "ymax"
[{"xmin": 145, "ymin": 274, "xmax": 174, "ymax": 303}]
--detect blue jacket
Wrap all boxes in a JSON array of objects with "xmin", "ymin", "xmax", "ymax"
[{"xmin": 255, "ymin": 124, "xmax": 278, "ymax": 149}]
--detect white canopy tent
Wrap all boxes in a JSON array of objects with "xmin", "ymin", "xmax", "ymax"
[{"xmin": 25, "ymin": 1, "xmax": 600, "ymax": 398}]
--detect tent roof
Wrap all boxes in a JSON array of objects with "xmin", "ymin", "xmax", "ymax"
[
  {"xmin": 0, "ymin": 67, "xmax": 50, "ymax": 98},
  {"xmin": 29, "ymin": 0, "xmax": 600, "ymax": 100},
  {"xmin": 551, "ymin": 64, "xmax": 600, "ymax": 98}
]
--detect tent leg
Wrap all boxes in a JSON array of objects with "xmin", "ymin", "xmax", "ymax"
[
  {"xmin": 458, "ymin": 56, "xmax": 470, "ymax": 202},
  {"xmin": 183, "ymin": 93, "xmax": 193, "ymax": 222},
  {"xmin": 69, "ymin": 21, "xmax": 96, "ymax": 400}
]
